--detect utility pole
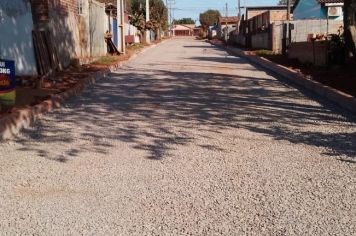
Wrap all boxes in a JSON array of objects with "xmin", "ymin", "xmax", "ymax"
[
  {"xmin": 225, "ymin": 3, "xmax": 228, "ymax": 43},
  {"xmin": 238, "ymin": 0, "xmax": 241, "ymax": 17},
  {"xmin": 287, "ymin": 0, "xmax": 291, "ymax": 45},
  {"xmin": 146, "ymin": 0, "xmax": 150, "ymax": 43},
  {"xmin": 117, "ymin": 0, "xmax": 126, "ymax": 54},
  {"xmin": 168, "ymin": 0, "xmax": 175, "ymax": 36},
  {"xmin": 166, "ymin": 0, "xmax": 169, "ymax": 36},
  {"xmin": 287, "ymin": 0, "xmax": 291, "ymax": 21}
]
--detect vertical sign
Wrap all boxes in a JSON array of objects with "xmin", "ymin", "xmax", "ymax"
[{"xmin": 0, "ymin": 60, "xmax": 16, "ymax": 107}]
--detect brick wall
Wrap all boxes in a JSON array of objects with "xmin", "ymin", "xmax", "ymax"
[
  {"xmin": 49, "ymin": 0, "xmax": 78, "ymax": 15},
  {"xmin": 30, "ymin": 0, "xmax": 49, "ymax": 25},
  {"xmin": 48, "ymin": 0, "xmax": 81, "ymax": 67},
  {"xmin": 270, "ymin": 10, "xmax": 288, "ymax": 21}
]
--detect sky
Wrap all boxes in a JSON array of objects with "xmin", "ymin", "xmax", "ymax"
[{"xmin": 169, "ymin": 0, "xmax": 281, "ymax": 23}]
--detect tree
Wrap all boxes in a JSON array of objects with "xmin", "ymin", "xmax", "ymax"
[
  {"xmin": 149, "ymin": 0, "xmax": 168, "ymax": 40},
  {"xmin": 173, "ymin": 18, "xmax": 195, "ymax": 25},
  {"xmin": 199, "ymin": 9, "xmax": 220, "ymax": 30},
  {"xmin": 344, "ymin": 0, "xmax": 356, "ymax": 62},
  {"xmin": 129, "ymin": 0, "xmax": 168, "ymax": 42},
  {"xmin": 129, "ymin": 0, "xmax": 146, "ymax": 42}
]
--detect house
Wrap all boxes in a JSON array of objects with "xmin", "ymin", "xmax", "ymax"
[
  {"xmin": 245, "ymin": 6, "xmax": 289, "ymax": 20},
  {"xmin": 218, "ymin": 16, "xmax": 240, "ymax": 41},
  {"xmin": 124, "ymin": 12, "xmax": 140, "ymax": 44},
  {"xmin": 193, "ymin": 26, "xmax": 203, "ymax": 37},
  {"xmin": 172, "ymin": 24, "xmax": 195, "ymax": 36},
  {"xmin": 292, "ymin": 0, "xmax": 344, "ymax": 20},
  {"xmin": 234, "ymin": 6, "xmax": 288, "ymax": 52},
  {"xmin": 288, "ymin": 1, "xmax": 345, "ymax": 65},
  {"xmin": 208, "ymin": 24, "xmax": 218, "ymax": 39}
]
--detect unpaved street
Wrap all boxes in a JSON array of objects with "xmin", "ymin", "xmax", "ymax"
[{"xmin": 0, "ymin": 38, "xmax": 355, "ymax": 235}]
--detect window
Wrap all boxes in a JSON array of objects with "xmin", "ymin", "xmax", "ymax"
[{"xmin": 78, "ymin": 0, "xmax": 84, "ymax": 15}]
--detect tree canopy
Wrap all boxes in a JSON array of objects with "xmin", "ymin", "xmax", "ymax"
[
  {"xmin": 129, "ymin": 0, "xmax": 168, "ymax": 40},
  {"xmin": 199, "ymin": 10, "xmax": 220, "ymax": 29},
  {"xmin": 173, "ymin": 18, "xmax": 195, "ymax": 25}
]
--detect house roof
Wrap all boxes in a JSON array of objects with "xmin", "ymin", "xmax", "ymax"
[
  {"xmin": 245, "ymin": 6, "xmax": 288, "ymax": 11},
  {"xmin": 219, "ymin": 16, "xmax": 240, "ymax": 24},
  {"xmin": 173, "ymin": 24, "xmax": 195, "ymax": 31},
  {"xmin": 292, "ymin": 0, "xmax": 344, "ymax": 12},
  {"xmin": 318, "ymin": 0, "xmax": 344, "ymax": 3}
]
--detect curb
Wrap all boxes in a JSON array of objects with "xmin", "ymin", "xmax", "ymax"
[
  {"xmin": 211, "ymin": 43, "xmax": 356, "ymax": 113},
  {"xmin": 0, "ymin": 42, "xmax": 162, "ymax": 141}
]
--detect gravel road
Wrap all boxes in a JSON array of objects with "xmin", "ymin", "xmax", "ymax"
[{"xmin": 0, "ymin": 38, "xmax": 355, "ymax": 235}]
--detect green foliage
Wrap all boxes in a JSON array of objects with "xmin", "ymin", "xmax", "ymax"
[
  {"xmin": 129, "ymin": 0, "xmax": 146, "ymax": 33},
  {"xmin": 199, "ymin": 10, "xmax": 221, "ymax": 29},
  {"xmin": 255, "ymin": 49, "xmax": 274, "ymax": 56},
  {"xmin": 129, "ymin": 0, "xmax": 168, "ymax": 33},
  {"xmin": 173, "ymin": 18, "xmax": 195, "ymax": 25},
  {"xmin": 149, "ymin": 0, "xmax": 168, "ymax": 31}
]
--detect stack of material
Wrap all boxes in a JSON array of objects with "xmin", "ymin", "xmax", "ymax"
[
  {"xmin": 105, "ymin": 32, "xmax": 120, "ymax": 55},
  {"xmin": 32, "ymin": 30, "xmax": 60, "ymax": 78}
]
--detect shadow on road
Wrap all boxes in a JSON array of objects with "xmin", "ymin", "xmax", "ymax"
[{"xmin": 14, "ymin": 65, "xmax": 356, "ymax": 162}]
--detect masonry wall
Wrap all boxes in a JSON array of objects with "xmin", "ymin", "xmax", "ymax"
[
  {"xmin": 288, "ymin": 41, "xmax": 328, "ymax": 66},
  {"xmin": 291, "ymin": 20, "xmax": 344, "ymax": 42},
  {"xmin": 88, "ymin": 0, "xmax": 107, "ymax": 57},
  {"xmin": 270, "ymin": 10, "xmax": 288, "ymax": 21},
  {"xmin": 48, "ymin": 0, "xmax": 82, "ymax": 68},
  {"xmin": 0, "ymin": 0, "xmax": 37, "ymax": 75},
  {"xmin": 251, "ymin": 32, "xmax": 270, "ymax": 50}
]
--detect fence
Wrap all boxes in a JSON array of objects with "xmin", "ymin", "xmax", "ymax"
[
  {"xmin": 89, "ymin": 0, "xmax": 107, "ymax": 57},
  {"xmin": 290, "ymin": 20, "xmax": 344, "ymax": 43}
]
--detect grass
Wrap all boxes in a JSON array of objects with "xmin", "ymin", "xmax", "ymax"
[
  {"xmin": 92, "ymin": 55, "xmax": 121, "ymax": 66},
  {"xmin": 255, "ymin": 49, "xmax": 274, "ymax": 56},
  {"xmin": 127, "ymin": 43, "xmax": 147, "ymax": 51}
]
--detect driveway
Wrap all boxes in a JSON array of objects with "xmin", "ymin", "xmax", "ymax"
[{"xmin": 0, "ymin": 38, "xmax": 355, "ymax": 235}]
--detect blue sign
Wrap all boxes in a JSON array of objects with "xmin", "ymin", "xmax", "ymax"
[{"xmin": 0, "ymin": 59, "xmax": 16, "ymax": 93}]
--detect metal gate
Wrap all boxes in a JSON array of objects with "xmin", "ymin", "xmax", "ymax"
[
  {"xmin": 113, "ymin": 17, "xmax": 118, "ymax": 47},
  {"xmin": 89, "ymin": 0, "xmax": 106, "ymax": 57}
]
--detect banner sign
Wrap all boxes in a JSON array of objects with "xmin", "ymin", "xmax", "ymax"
[{"xmin": 0, "ymin": 59, "xmax": 16, "ymax": 94}]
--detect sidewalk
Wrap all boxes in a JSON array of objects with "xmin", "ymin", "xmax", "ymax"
[
  {"xmin": 209, "ymin": 40, "xmax": 356, "ymax": 113},
  {"xmin": 0, "ymin": 40, "xmax": 164, "ymax": 140}
]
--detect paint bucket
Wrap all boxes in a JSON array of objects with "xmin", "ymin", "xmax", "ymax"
[{"xmin": 0, "ymin": 60, "xmax": 16, "ymax": 109}]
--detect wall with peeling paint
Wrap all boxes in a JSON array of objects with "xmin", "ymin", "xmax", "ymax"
[{"xmin": 0, "ymin": 0, "xmax": 37, "ymax": 75}]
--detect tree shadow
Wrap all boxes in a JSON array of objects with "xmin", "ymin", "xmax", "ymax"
[{"xmin": 12, "ymin": 65, "xmax": 356, "ymax": 161}]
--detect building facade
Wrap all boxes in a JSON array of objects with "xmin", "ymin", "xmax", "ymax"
[{"xmin": 293, "ymin": 0, "xmax": 344, "ymax": 20}]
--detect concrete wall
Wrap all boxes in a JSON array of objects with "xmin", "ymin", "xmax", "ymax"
[
  {"xmin": 272, "ymin": 22, "xmax": 284, "ymax": 53},
  {"xmin": 270, "ymin": 10, "xmax": 288, "ymax": 21},
  {"xmin": 291, "ymin": 20, "xmax": 344, "ymax": 42},
  {"xmin": 88, "ymin": 0, "xmax": 107, "ymax": 57},
  {"xmin": 288, "ymin": 41, "xmax": 328, "ymax": 66},
  {"xmin": 251, "ymin": 32, "xmax": 270, "ymax": 50},
  {"xmin": 125, "ymin": 23, "xmax": 140, "ymax": 43},
  {"xmin": 36, "ymin": 0, "xmax": 108, "ymax": 66},
  {"xmin": 48, "ymin": 0, "xmax": 82, "ymax": 68},
  {"xmin": 0, "ymin": 0, "xmax": 37, "ymax": 75}
]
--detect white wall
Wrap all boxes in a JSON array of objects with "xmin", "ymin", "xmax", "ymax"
[
  {"xmin": 88, "ymin": 0, "xmax": 107, "ymax": 57},
  {"xmin": 0, "ymin": 0, "xmax": 37, "ymax": 75}
]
